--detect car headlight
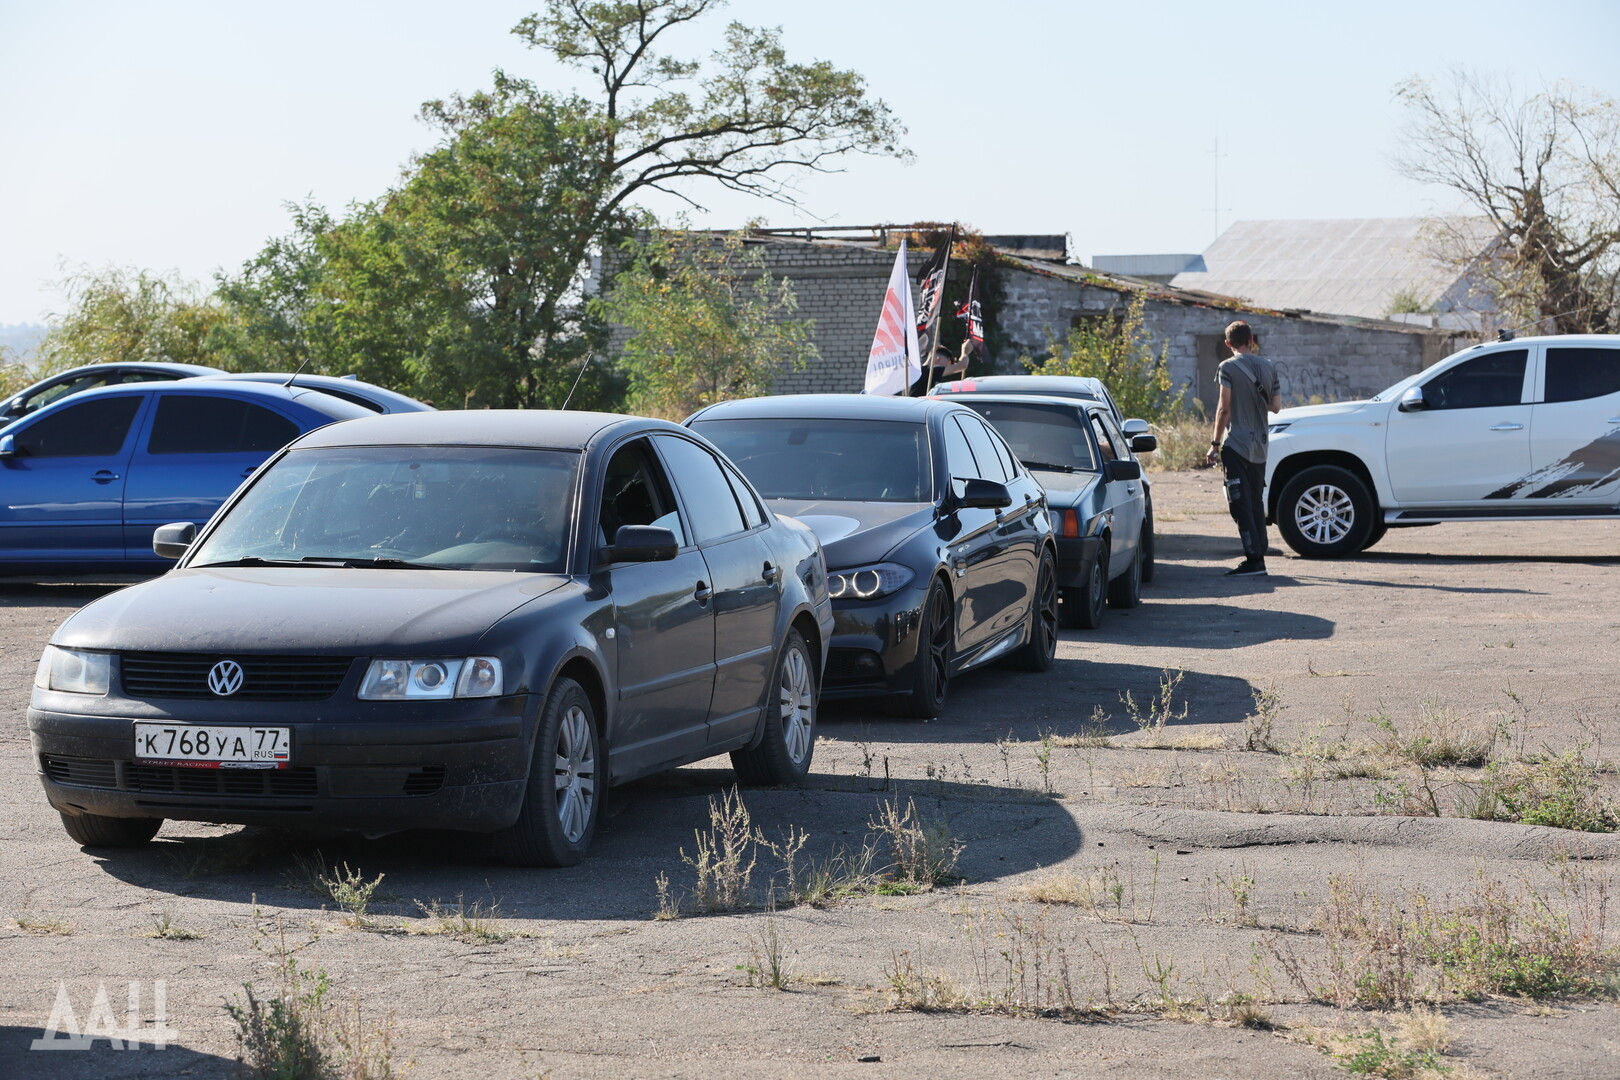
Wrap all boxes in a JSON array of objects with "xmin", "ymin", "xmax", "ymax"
[
  {"xmin": 358, "ymin": 657, "xmax": 503, "ymax": 700},
  {"xmin": 35, "ymin": 646, "xmax": 111, "ymax": 695},
  {"xmin": 1268, "ymin": 422, "xmax": 1292, "ymax": 435},
  {"xmin": 827, "ymin": 563, "xmax": 914, "ymax": 600}
]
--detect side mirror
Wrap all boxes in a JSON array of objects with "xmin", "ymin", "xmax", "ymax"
[
  {"xmin": 1129, "ymin": 434, "xmax": 1158, "ymax": 454},
  {"xmin": 0, "ymin": 434, "xmax": 14, "ymax": 458},
  {"xmin": 1120, "ymin": 418, "xmax": 1150, "ymax": 436},
  {"xmin": 1398, "ymin": 386, "xmax": 1427, "ymax": 412},
  {"xmin": 602, "ymin": 524, "xmax": 678, "ymax": 563},
  {"xmin": 956, "ymin": 477, "xmax": 1013, "ymax": 510},
  {"xmin": 1105, "ymin": 459, "xmax": 1143, "ymax": 483},
  {"xmin": 152, "ymin": 521, "xmax": 197, "ymax": 560}
]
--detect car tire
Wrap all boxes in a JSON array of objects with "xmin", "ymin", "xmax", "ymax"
[
  {"xmin": 1360, "ymin": 521, "xmax": 1389, "ymax": 552},
  {"xmin": 58, "ymin": 811, "xmax": 161, "ymax": 848},
  {"xmin": 1140, "ymin": 494, "xmax": 1156, "ymax": 584},
  {"xmin": 1010, "ymin": 548, "xmax": 1058, "ymax": 672},
  {"xmin": 1276, "ymin": 466, "xmax": 1375, "ymax": 558},
  {"xmin": 494, "ymin": 677, "xmax": 600, "ymax": 868},
  {"xmin": 1107, "ymin": 545, "xmax": 1142, "ymax": 609},
  {"xmin": 732, "ymin": 629, "xmax": 818, "ymax": 785},
  {"xmin": 1060, "ymin": 542, "xmax": 1107, "ymax": 630},
  {"xmin": 888, "ymin": 579, "xmax": 952, "ymax": 719}
]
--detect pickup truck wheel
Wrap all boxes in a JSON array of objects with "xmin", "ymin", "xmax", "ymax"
[
  {"xmin": 1360, "ymin": 521, "xmax": 1390, "ymax": 551},
  {"xmin": 1277, "ymin": 466, "xmax": 1375, "ymax": 558}
]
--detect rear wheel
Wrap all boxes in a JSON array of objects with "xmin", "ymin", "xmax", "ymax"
[
  {"xmin": 888, "ymin": 579, "xmax": 952, "ymax": 719},
  {"xmin": 732, "ymin": 629, "xmax": 818, "ymax": 785},
  {"xmin": 1010, "ymin": 549, "xmax": 1058, "ymax": 672},
  {"xmin": 1140, "ymin": 494, "xmax": 1156, "ymax": 583},
  {"xmin": 1107, "ymin": 544, "xmax": 1142, "ymax": 608},
  {"xmin": 494, "ymin": 678, "xmax": 600, "ymax": 867},
  {"xmin": 59, "ymin": 812, "xmax": 160, "ymax": 848},
  {"xmin": 1060, "ymin": 543, "xmax": 1107, "ymax": 630},
  {"xmin": 1276, "ymin": 465, "xmax": 1375, "ymax": 558}
]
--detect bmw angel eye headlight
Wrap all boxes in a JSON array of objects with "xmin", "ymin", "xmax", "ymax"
[
  {"xmin": 358, "ymin": 657, "xmax": 503, "ymax": 700},
  {"xmin": 827, "ymin": 563, "xmax": 914, "ymax": 600},
  {"xmin": 35, "ymin": 646, "xmax": 111, "ymax": 695}
]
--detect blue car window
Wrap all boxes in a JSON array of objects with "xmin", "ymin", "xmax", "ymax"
[
  {"xmin": 148, "ymin": 395, "xmax": 300, "ymax": 455},
  {"xmin": 13, "ymin": 396, "xmax": 141, "ymax": 457}
]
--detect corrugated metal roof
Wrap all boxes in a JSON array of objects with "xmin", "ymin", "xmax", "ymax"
[{"xmin": 1170, "ymin": 218, "xmax": 1497, "ymax": 319}]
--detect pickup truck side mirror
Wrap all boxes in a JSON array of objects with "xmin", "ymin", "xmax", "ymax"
[
  {"xmin": 1120, "ymin": 418, "xmax": 1150, "ymax": 436},
  {"xmin": 602, "ymin": 525, "xmax": 679, "ymax": 563},
  {"xmin": 1129, "ymin": 434, "xmax": 1158, "ymax": 453},
  {"xmin": 1398, "ymin": 386, "xmax": 1427, "ymax": 412}
]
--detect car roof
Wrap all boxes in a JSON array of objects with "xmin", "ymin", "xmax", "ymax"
[
  {"xmin": 187, "ymin": 372, "xmax": 431, "ymax": 412},
  {"xmin": 687, "ymin": 393, "xmax": 967, "ymax": 424},
  {"xmin": 31, "ymin": 361, "xmax": 224, "ymax": 381},
  {"xmin": 931, "ymin": 375, "xmax": 1106, "ymax": 400},
  {"xmin": 288, "ymin": 409, "xmax": 684, "ymax": 451},
  {"xmin": 948, "ymin": 393, "xmax": 1102, "ymax": 414},
  {"xmin": 28, "ymin": 379, "xmax": 377, "ymax": 421}
]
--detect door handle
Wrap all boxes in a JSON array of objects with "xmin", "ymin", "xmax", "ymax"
[
  {"xmin": 1489, "ymin": 423, "xmax": 1524, "ymax": 431},
  {"xmin": 694, "ymin": 581, "xmax": 713, "ymax": 605},
  {"xmin": 761, "ymin": 562, "xmax": 779, "ymax": 582},
  {"xmin": 91, "ymin": 470, "xmax": 120, "ymax": 483}
]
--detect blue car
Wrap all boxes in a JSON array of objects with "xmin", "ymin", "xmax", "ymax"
[{"xmin": 0, "ymin": 381, "xmax": 370, "ymax": 574}]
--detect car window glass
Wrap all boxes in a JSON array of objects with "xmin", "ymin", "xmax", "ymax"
[
  {"xmin": 656, "ymin": 435, "xmax": 748, "ymax": 543},
  {"xmin": 148, "ymin": 395, "xmax": 300, "ymax": 455},
  {"xmin": 693, "ymin": 418, "xmax": 932, "ymax": 503},
  {"xmin": 962, "ymin": 401, "xmax": 1098, "ymax": 472},
  {"xmin": 986, "ymin": 422, "xmax": 1021, "ymax": 479},
  {"xmin": 13, "ymin": 396, "xmax": 142, "ymax": 457},
  {"xmin": 943, "ymin": 415, "xmax": 979, "ymax": 484},
  {"xmin": 1095, "ymin": 410, "xmax": 1132, "ymax": 461},
  {"xmin": 722, "ymin": 461, "xmax": 767, "ymax": 529},
  {"xmin": 599, "ymin": 439, "xmax": 686, "ymax": 548},
  {"xmin": 25, "ymin": 374, "xmax": 106, "ymax": 414},
  {"xmin": 1421, "ymin": 349, "xmax": 1527, "ymax": 410},
  {"xmin": 1090, "ymin": 413, "xmax": 1119, "ymax": 461},
  {"xmin": 1544, "ymin": 347, "xmax": 1620, "ymax": 403},
  {"xmin": 959, "ymin": 415, "xmax": 1010, "ymax": 482}
]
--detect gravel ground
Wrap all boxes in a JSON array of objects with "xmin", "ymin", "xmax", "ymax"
[{"xmin": 3, "ymin": 467, "xmax": 1619, "ymax": 1079}]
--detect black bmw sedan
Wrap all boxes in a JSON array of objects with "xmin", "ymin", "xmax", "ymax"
[
  {"xmin": 29, "ymin": 411, "xmax": 832, "ymax": 866},
  {"xmin": 687, "ymin": 395, "xmax": 1058, "ymax": 718}
]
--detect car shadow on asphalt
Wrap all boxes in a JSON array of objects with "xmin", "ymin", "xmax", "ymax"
[
  {"xmin": 0, "ymin": 1024, "xmax": 238, "ymax": 1079},
  {"xmin": 82, "ymin": 774, "xmax": 1081, "ymax": 922}
]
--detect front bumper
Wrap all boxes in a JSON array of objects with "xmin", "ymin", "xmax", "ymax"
[
  {"xmin": 29, "ymin": 693, "xmax": 535, "ymax": 834},
  {"xmin": 820, "ymin": 584, "xmax": 930, "ymax": 701}
]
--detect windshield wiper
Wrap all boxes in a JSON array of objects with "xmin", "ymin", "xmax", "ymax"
[
  {"xmin": 1019, "ymin": 460, "xmax": 1079, "ymax": 474},
  {"xmin": 297, "ymin": 555, "xmax": 442, "ymax": 570},
  {"xmin": 192, "ymin": 556, "xmax": 309, "ymax": 568}
]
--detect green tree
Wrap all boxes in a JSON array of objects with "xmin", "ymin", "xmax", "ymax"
[
  {"xmin": 210, "ymin": 203, "xmax": 336, "ymax": 373},
  {"xmin": 600, "ymin": 228, "xmax": 817, "ymax": 417},
  {"xmin": 36, "ymin": 266, "xmax": 226, "ymax": 373},
  {"xmin": 1396, "ymin": 70, "xmax": 1620, "ymax": 334},
  {"xmin": 217, "ymin": 0, "xmax": 904, "ymax": 408},
  {"xmin": 1021, "ymin": 292, "xmax": 1179, "ymax": 420}
]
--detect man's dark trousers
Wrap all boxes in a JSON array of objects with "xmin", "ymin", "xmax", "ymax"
[{"xmin": 1220, "ymin": 446, "xmax": 1267, "ymax": 561}]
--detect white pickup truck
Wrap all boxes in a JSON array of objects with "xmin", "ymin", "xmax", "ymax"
[{"xmin": 1265, "ymin": 334, "xmax": 1620, "ymax": 557}]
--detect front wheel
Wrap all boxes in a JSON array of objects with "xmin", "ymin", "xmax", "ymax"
[
  {"xmin": 59, "ymin": 811, "xmax": 161, "ymax": 848},
  {"xmin": 1060, "ymin": 542, "xmax": 1107, "ymax": 630},
  {"xmin": 1010, "ymin": 549, "xmax": 1058, "ymax": 672},
  {"xmin": 732, "ymin": 629, "xmax": 818, "ymax": 785},
  {"xmin": 888, "ymin": 579, "xmax": 952, "ymax": 719},
  {"xmin": 1107, "ymin": 544, "xmax": 1142, "ymax": 609},
  {"xmin": 494, "ymin": 678, "xmax": 601, "ymax": 867},
  {"xmin": 1276, "ymin": 465, "xmax": 1375, "ymax": 558}
]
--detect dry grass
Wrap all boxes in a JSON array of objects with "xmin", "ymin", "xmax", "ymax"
[
  {"xmin": 13, "ymin": 913, "xmax": 74, "ymax": 935},
  {"xmin": 410, "ymin": 898, "xmax": 511, "ymax": 943}
]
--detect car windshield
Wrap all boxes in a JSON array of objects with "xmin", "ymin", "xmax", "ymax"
[
  {"xmin": 957, "ymin": 401, "xmax": 1099, "ymax": 472},
  {"xmin": 693, "ymin": 418, "xmax": 932, "ymax": 502},
  {"xmin": 190, "ymin": 445, "xmax": 578, "ymax": 572}
]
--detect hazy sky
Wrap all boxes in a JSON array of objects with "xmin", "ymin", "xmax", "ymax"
[{"xmin": 3, "ymin": 0, "xmax": 1619, "ymax": 326}]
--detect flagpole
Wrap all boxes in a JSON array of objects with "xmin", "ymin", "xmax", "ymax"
[{"xmin": 922, "ymin": 223, "xmax": 956, "ymax": 395}]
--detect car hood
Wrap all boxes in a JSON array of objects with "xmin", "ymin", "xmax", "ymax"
[
  {"xmin": 1028, "ymin": 468, "xmax": 1102, "ymax": 503},
  {"xmin": 765, "ymin": 499, "xmax": 935, "ymax": 568},
  {"xmin": 1273, "ymin": 399, "xmax": 1377, "ymax": 424},
  {"xmin": 53, "ymin": 568, "xmax": 568, "ymax": 654}
]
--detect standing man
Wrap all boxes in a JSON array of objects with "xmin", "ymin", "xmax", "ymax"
[{"xmin": 1205, "ymin": 320, "xmax": 1281, "ymax": 576}]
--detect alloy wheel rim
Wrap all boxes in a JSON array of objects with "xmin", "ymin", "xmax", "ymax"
[
  {"xmin": 779, "ymin": 646, "xmax": 814, "ymax": 763},
  {"xmin": 553, "ymin": 704, "xmax": 596, "ymax": 843},
  {"xmin": 1038, "ymin": 559, "xmax": 1057, "ymax": 655},
  {"xmin": 927, "ymin": 590, "xmax": 951, "ymax": 704},
  {"xmin": 1295, "ymin": 484, "xmax": 1355, "ymax": 544}
]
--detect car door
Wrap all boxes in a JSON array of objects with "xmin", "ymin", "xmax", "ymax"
[
  {"xmin": 596, "ymin": 437, "xmax": 716, "ymax": 778},
  {"xmin": 957, "ymin": 413, "xmax": 1042, "ymax": 644},
  {"xmin": 1508, "ymin": 343, "xmax": 1620, "ymax": 502},
  {"xmin": 0, "ymin": 393, "xmax": 146, "ymax": 566},
  {"xmin": 652, "ymin": 434, "xmax": 781, "ymax": 747},
  {"xmin": 939, "ymin": 413, "xmax": 1005, "ymax": 656},
  {"xmin": 1385, "ymin": 348, "xmax": 1532, "ymax": 505},
  {"xmin": 1089, "ymin": 407, "xmax": 1144, "ymax": 561},
  {"xmin": 122, "ymin": 391, "xmax": 304, "ymax": 560}
]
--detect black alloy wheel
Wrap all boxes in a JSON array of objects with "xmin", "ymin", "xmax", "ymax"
[
  {"xmin": 889, "ymin": 579, "xmax": 953, "ymax": 719},
  {"xmin": 1011, "ymin": 548, "xmax": 1059, "ymax": 672}
]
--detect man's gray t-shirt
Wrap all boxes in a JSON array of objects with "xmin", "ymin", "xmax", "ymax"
[{"xmin": 1217, "ymin": 353, "xmax": 1280, "ymax": 464}]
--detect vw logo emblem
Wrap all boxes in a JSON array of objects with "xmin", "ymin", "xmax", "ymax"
[{"xmin": 207, "ymin": 659, "xmax": 245, "ymax": 697}]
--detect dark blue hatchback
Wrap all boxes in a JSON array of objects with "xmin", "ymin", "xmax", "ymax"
[{"xmin": 0, "ymin": 381, "xmax": 370, "ymax": 573}]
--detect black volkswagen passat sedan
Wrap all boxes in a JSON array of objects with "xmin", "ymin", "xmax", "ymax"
[
  {"xmin": 687, "ymin": 395, "xmax": 1058, "ymax": 718},
  {"xmin": 29, "ymin": 411, "xmax": 832, "ymax": 867}
]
